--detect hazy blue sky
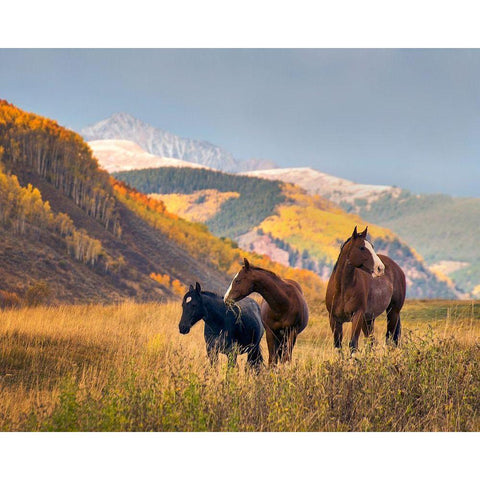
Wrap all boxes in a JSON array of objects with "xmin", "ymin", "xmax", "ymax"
[{"xmin": 1, "ymin": 49, "xmax": 479, "ymax": 196}]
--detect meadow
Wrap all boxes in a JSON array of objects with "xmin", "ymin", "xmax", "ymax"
[{"xmin": 0, "ymin": 299, "xmax": 479, "ymax": 432}]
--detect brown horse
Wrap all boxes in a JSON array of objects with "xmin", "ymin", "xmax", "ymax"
[
  {"xmin": 224, "ymin": 258, "xmax": 308, "ymax": 364},
  {"xmin": 326, "ymin": 226, "xmax": 406, "ymax": 353}
]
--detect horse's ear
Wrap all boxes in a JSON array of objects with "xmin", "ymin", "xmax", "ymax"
[
  {"xmin": 360, "ymin": 226, "xmax": 368, "ymax": 238},
  {"xmin": 243, "ymin": 258, "xmax": 250, "ymax": 270},
  {"xmin": 195, "ymin": 282, "xmax": 201, "ymax": 293},
  {"xmin": 352, "ymin": 226, "xmax": 358, "ymax": 239},
  {"xmin": 189, "ymin": 284, "xmax": 194, "ymax": 292}
]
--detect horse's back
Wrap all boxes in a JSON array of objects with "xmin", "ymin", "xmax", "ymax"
[
  {"xmin": 378, "ymin": 254, "xmax": 406, "ymax": 308},
  {"xmin": 287, "ymin": 279, "xmax": 309, "ymax": 330},
  {"xmin": 286, "ymin": 279, "xmax": 303, "ymax": 294},
  {"xmin": 235, "ymin": 297, "xmax": 264, "ymax": 343},
  {"xmin": 378, "ymin": 255, "xmax": 407, "ymax": 310},
  {"xmin": 260, "ymin": 280, "xmax": 308, "ymax": 333}
]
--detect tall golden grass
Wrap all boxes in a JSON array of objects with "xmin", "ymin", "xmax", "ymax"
[{"xmin": 0, "ymin": 300, "xmax": 479, "ymax": 431}]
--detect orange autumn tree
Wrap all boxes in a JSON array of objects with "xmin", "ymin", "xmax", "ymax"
[{"xmin": 150, "ymin": 273, "xmax": 186, "ymax": 297}]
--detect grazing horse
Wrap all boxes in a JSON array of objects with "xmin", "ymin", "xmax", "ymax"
[
  {"xmin": 224, "ymin": 259, "xmax": 309, "ymax": 365},
  {"xmin": 179, "ymin": 282, "xmax": 264, "ymax": 369},
  {"xmin": 326, "ymin": 226, "xmax": 406, "ymax": 353}
]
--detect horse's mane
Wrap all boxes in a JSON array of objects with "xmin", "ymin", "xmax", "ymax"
[
  {"xmin": 251, "ymin": 265, "xmax": 281, "ymax": 280},
  {"xmin": 201, "ymin": 291, "xmax": 221, "ymax": 299},
  {"xmin": 332, "ymin": 236, "xmax": 352, "ymax": 273}
]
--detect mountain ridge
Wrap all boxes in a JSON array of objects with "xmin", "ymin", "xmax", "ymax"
[
  {"xmin": 82, "ymin": 113, "xmax": 276, "ymax": 172},
  {"xmin": 89, "ymin": 139, "xmax": 213, "ymax": 173}
]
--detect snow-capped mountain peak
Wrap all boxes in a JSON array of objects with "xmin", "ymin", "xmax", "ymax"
[{"xmin": 89, "ymin": 139, "xmax": 213, "ymax": 173}]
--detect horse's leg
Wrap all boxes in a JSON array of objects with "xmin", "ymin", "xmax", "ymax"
[
  {"xmin": 206, "ymin": 345, "xmax": 218, "ymax": 366},
  {"xmin": 247, "ymin": 344, "xmax": 263, "ymax": 371},
  {"xmin": 265, "ymin": 328, "xmax": 278, "ymax": 365},
  {"xmin": 280, "ymin": 328, "xmax": 297, "ymax": 363},
  {"xmin": 276, "ymin": 331, "xmax": 286, "ymax": 363},
  {"xmin": 362, "ymin": 314, "xmax": 375, "ymax": 351},
  {"xmin": 386, "ymin": 307, "xmax": 402, "ymax": 346},
  {"xmin": 330, "ymin": 315, "xmax": 343, "ymax": 351},
  {"xmin": 283, "ymin": 329, "xmax": 298, "ymax": 363},
  {"xmin": 349, "ymin": 311, "xmax": 365, "ymax": 354}
]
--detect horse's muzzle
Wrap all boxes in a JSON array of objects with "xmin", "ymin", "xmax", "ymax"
[{"xmin": 179, "ymin": 325, "xmax": 191, "ymax": 335}]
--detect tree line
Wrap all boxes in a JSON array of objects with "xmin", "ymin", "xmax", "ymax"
[
  {"xmin": 0, "ymin": 163, "xmax": 103, "ymax": 266},
  {"xmin": 0, "ymin": 100, "xmax": 120, "ymax": 236},
  {"xmin": 114, "ymin": 167, "xmax": 286, "ymax": 238}
]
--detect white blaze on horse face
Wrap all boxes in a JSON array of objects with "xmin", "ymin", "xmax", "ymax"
[
  {"xmin": 365, "ymin": 240, "xmax": 385, "ymax": 277},
  {"xmin": 185, "ymin": 296, "xmax": 192, "ymax": 304},
  {"xmin": 224, "ymin": 272, "xmax": 238, "ymax": 302}
]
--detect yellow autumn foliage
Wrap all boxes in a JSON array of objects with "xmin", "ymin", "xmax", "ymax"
[
  {"xmin": 115, "ymin": 181, "xmax": 326, "ymax": 304},
  {"xmin": 258, "ymin": 184, "xmax": 396, "ymax": 262},
  {"xmin": 150, "ymin": 190, "xmax": 240, "ymax": 222}
]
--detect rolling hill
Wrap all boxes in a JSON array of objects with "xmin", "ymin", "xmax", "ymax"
[
  {"xmin": 82, "ymin": 113, "xmax": 276, "ymax": 172},
  {"xmin": 246, "ymin": 167, "xmax": 480, "ymax": 297},
  {"xmin": 0, "ymin": 100, "xmax": 323, "ymax": 305},
  {"xmin": 244, "ymin": 167, "xmax": 401, "ymax": 205},
  {"xmin": 115, "ymin": 166, "xmax": 459, "ymax": 299}
]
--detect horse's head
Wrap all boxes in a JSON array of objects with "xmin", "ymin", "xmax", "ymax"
[
  {"xmin": 345, "ymin": 226, "xmax": 385, "ymax": 277},
  {"xmin": 224, "ymin": 258, "xmax": 255, "ymax": 304},
  {"xmin": 179, "ymin": 282, "xmax": 206, "ymax": 334}
]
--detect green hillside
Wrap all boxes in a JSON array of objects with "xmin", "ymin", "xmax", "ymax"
[
  {"xmin": 114, "ymin": 167, "xmax": 285, "ymax": 238},
  {"xmin": 345, "ymin": 190, "xmax": 480, "ymax": 294}
]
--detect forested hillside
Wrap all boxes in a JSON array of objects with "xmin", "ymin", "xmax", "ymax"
[
  {"xmin": 0, "ymin": 100, "xmax": 325, "ymax": 304},
  {"xmin": 115, "ymin": 167, "xmax": 458, "ymax": 299},
  {"xmin": 0, "ymin": 101, "xmax": 223, "ymax": 301},
  {"xmin": 114, "ymin": 167, "xmax": 286, "ymax": 238},
  {"xmin": 112, "ymin": 179, "xmax": 326, "ymax": 305}
]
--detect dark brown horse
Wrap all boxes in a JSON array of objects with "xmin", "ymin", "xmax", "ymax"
[
  {"xmin": 326, "ymin": 226, "xmax": 406, "ymax": 353},
  {"xmin": 224, "ymin": 258, "xmax": 309, "ymax": 364}
]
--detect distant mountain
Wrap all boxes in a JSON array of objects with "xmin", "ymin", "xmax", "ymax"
[
  {"xmin": 246, "ymin": 167, "xmax": 480, "ymax": 297},
  {"xmin": 115, "ymin": 166, "xmax": 460, "ymax": 299},
  {"xmin": 244, "ymin": 167, "xmax": 400, "ymax": 204},
  {"xmin": 89, "ymin": 139, "xmax": 212, "ymax": 173},
  {"xmin": 82, "ymin": 113, "xmax": 275, "ymax": 172},
  {"xmin": 238, "ymin": 158, "xmax": 277, "ymax": 172}
]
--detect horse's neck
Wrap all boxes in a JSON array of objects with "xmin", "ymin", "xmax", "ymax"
[
  {"xmin": 253, "ymin": 270, "xmax": 290, "ymax": 313},
  {"xmin": 335, "ymin": 251, "xmax": 356, "ymax": 292},
  {"xmin": 202, "ymin": 294, "xmax": 227, "ymax": 331}
]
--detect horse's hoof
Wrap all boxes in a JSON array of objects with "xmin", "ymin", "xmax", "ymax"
[{"xmin": 349, "ymin": 347, "xmax": 359, "ymax": 358}]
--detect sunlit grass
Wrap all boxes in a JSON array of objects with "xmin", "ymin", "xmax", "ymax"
[{"xmin": 0, "ymin": 300, "xmax": 479, "ymax": 431}]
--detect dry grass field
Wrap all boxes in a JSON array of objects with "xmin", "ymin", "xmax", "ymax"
[{"xmin": 0, "ymin": 299, "xmax": 479, "ymax": 431}]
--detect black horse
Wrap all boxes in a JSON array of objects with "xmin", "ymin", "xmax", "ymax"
[{"xmin": 179, "ymin": 282, "xmax": 264, "ymax": 369}]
